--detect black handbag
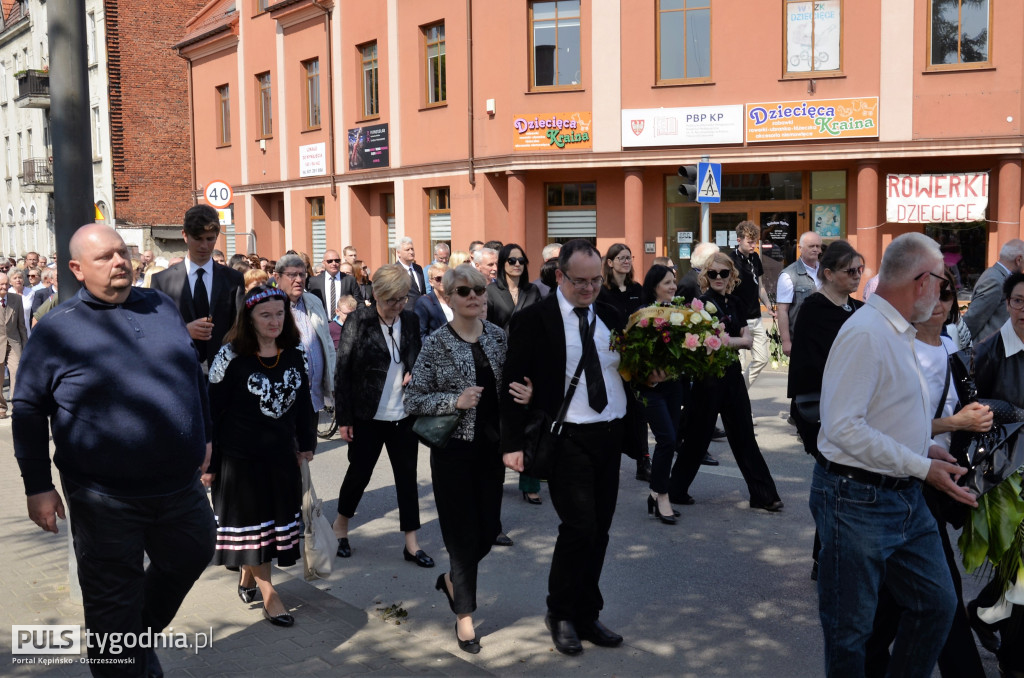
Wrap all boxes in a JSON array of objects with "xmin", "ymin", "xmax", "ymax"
[
  {"xmin": 411, "ymin": 412, "xmax": 462, "ymax": 448},
  {"xmin": 793, "ymin": 392, "xmax": 821, "ymax": 424},
  {"xmin": 522, "ymin": 317, "xmax": 595, "ymax": 479}
]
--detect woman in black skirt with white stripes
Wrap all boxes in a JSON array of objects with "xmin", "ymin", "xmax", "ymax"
[{"xmin": 203, "ymin": 285, "xmax": 316, "ymax": 628}]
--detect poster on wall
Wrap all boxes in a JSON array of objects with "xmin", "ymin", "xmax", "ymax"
[
  {"xmin": 348, "ymin": 123, "xmax": 390, "ymax": 170},
  {"xmin": 621, "ymin": 105, "xmax": 744, "ymax": 147},
  {"xmin": 786, "ymin": 1, "xmax": 841, "ymax": 73},
  {"xmin": 885, "ymin": 173, "xmax": 989, "ymax": 223},
  {"xmin": 513, "ymin": 112, "xmax": 592, "ymax": 151},
  {"xmin": 300, "ymin": 143, "xmax": 327, "ymax": 177},
  {"xmin": 813, "ymin": 204, "xmax": 841, "ymax": 236},
  {"xmin": 745, "ymin": 97, "xmax": 878, "ymax": 142}
]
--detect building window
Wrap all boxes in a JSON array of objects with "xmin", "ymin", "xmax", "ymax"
[
  {"xmin": 87, "ymin": 12, "xmax": 98, "ymax": 64},
  {"xmin": 16, "ymin": 132, "xmax": 22, "ymax": 175},
  {"xmin": 428, "ymin": 188, "xmax": 451, "ymax": 251},
  {"xmin": 929, "ymin": 0, "xmax": 990, "ymax": 68},
  {"xmin": 423, "ymin": 22, "xmax": 446, "ymax": 105},
  {"xmin": 657, "ymin": 0, "xmax": 711, "ymax": 83},
  {"xmin": 92, "ymin": 107, "xmax": 102, "ymax": 159},
  {"xmin": 4, "ymin": 137, "xmax": 9, "ymax": 179},
  {"xmin": 810, "ymin": 170, "xmax": 847, "ymax": 238},
  {"xmin": 303, "ymin": 59, "xmax": 320, "ymax": 130},
  {"xmin": 530, "ymin": 1, "xmax": 581, "ymax": 89},
  {"xmin": 257, "ymin": 0, "xmax": 270, "ymax": 13},
  {"xmin": 256, "ymin": 72, "xmax": 272, "ymax": 138},
  {"xmin": 1, "ymin": 63, "xmax": 7, "ymax": 102},
  {"xmin": 784, "ymin": 0, "xmax": 842, "ymax": 75},
  {"xmin": 384, "ymin": 193, "xmax": 396, "ymax": 263},
  {"xmin": 310, "ymin": 197, "xmax": 326, "ymax": 265},
  {"xmin": 216, "ymin": 85, "xmax": 231, "ymax": 146},
  {"xmin": 360, "ymin": 42, "xmax": 379, "ymax": 119},
  {"xmin": 545, "ymin": 182, "xmax": 596, "ymax": 243}
]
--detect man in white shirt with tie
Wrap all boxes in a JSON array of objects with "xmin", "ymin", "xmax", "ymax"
[
  {"xmin": 309, "ymin": 249, "xmax": 364, "ymax": 312},
  {"xmin": 396, "ymin": 237, "xmax": 426, "ymax": 304}
]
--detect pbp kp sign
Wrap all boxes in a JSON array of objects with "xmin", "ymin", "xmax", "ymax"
[{"xmin": 12, "ymin": 625, "xmax": 81, "ymax": 654}]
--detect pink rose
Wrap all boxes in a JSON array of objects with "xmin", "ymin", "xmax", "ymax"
[
  {"xmin": 704, "ymin": 335, "xmax": 723, "ymax": 351},
  {"xmin": 654, "ymin": 317, "xmax": 667, "ymax": 328},
  {"xmin": 639, "ymin": 318, "xmax": 649, "ymax": 328},
  {"xmin": 690, "ymin": 299, "xmax": 704, "ymax": 312},
  {"xmin": 684, "ymin": 333, "xmax": 700, "ymax": 351}
]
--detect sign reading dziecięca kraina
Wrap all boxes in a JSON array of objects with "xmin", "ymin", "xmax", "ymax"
[
  {"xmin": 512, "ymin": 112, "xmax": 592, "ymax": 151},
  {"xmin": 745, "ymin": 97, "xmax": 878, "ymax": 142},
  {"xmin": 885, "ymin": 173, "xmax": 989, "ymax": 223}
]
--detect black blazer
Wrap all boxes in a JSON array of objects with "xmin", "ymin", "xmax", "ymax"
[
  {"xmin": 30, "ymin": 285, "xmax": 55, "ymax": 317},
  {"xmin": 486, "ymin": 279, "xmax": 542, "ymax": 331},
  {"xmin": 398, "ymin": 263, "xmax": 427, "ymax": 304},
  {"xmin": 150, "ymin": 261, "xmax": 245, "ymax": 366},
  {"xmin": 334, "ymin": 305, "xmax": 421, "ymax": 425},
  {"xmin": 499, "ymin": 293, "xmax": 642, "ymax": 454},
  {"xmin": 308, "ymin": 271, "xmax": 364, "ymax": 311},
  {"xmin": 414, "ymin": 293, "xmax": 448, "ymax": 341}
]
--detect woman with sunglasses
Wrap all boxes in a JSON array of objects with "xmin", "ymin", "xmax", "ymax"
[
  {"xmin": 204, "ymin": 285, "xmax": 315, "ymax": 627},
  {"xmin": 486, "ymin": 243, "xmax": 540, "ymax": 331},
  {"xmin": 406, "ymin": 264, "xmax": 533, "ymax": 653},
  {"xmin": 416, "ymin": 263, "xmax": 453, "ymax": 341},
  {"xmin": 332, "ymin": 264, "xmax": 433, "ymax": 567},
  {"xmin": 670, "ymin": 252, "xmax": 783, "ymax": 511}
]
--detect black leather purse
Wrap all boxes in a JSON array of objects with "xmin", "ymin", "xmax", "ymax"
[{"xmin": 411, "ymin": 412, "xmax": 462, "ymax": 448}]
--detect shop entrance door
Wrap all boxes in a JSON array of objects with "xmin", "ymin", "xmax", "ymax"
[{"xmin": 924, "ymin": 223, "xmax": 988, "ymax": 295}]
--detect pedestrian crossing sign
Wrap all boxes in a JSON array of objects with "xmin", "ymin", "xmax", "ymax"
[{"xmin": 696, "ymin": 161, "xmax": 722, "ymax": 203}]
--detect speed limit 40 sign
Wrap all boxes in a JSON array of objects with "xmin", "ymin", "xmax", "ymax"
[{"xmin": 205, "ymin": 180, "xmax": 233, "ymax": 209}]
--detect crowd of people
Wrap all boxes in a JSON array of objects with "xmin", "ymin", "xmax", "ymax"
[{"xmin": 8, "ymin": 204, "xmax": 1024, "ymax": 675}]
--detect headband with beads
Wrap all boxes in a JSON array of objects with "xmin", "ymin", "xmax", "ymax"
[{"xmin": 245, "ymin": 287, "xmax": 288, "ymax": 309}]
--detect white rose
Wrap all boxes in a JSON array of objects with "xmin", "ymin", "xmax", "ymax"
[
  {"xmin": 688, "ymin": 314, "xmax": 700, "ymax": 325},
  {"xmin": 704, "ymin": 302, "xmax": 717, "ymax": 314},
  {"xmin": 700, "ymin": 310, "xmax": 712, "ymax": 322},
  {"xmin": 669, "ymin": 312, "xmax": 685, "ymax": 326}
]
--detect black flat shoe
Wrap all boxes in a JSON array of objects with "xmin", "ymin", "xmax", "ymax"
[
  {"xmin": 646, "ymin": 495, "xmax": 680, "ymax": 517},
  {"xmin": 403, "ymin": 548, "xmax": 435, "ymax": 568},
  {"xmin": 262, "ymin": 608, "xmax": 295, "ymax": 627},
  {"xmin": 750, "ymin": 499, "xmax": 785, "ymax": 512},
  {"xmin": 646, "ymin": 495, "xmax": 676, "ymax": 524},
  {"xmin": 493, "ymin": 532, "xmax": 514, "ymax": 547},
  {"xmin": 711, "ymin": 426, "xmax": 727, "ymax": 440},
  {"xmin": 237, "ymin": 571, "xmax": 259, "ymax": 604},
  {"xmin": 576, "ymin": 619, "xmax": 623, "ymax": 647},
  {"xmin": 336, "ymin": 537, "xmax": 351, "ymax": 558},
  {"xmin": 668, "ymin": 493, "xmax": 695, "ymax": 506},
  {"xmin": 435, "ymin": 573, "xmax": 456, "ymax": 613},
  {"xmin": 701, "ymin": 452, "xmax": 720, "ymax": 466},
  {"xmin": 545, "ymin": 614, "xmax": 583, "ymax": 655},
  {"xmin": 456, "ymin": 623, "xmax": 481, "ymax": 654},
  {"xmin": 522, "ymin": 491, "xmax": 543, "ymax": 505}
]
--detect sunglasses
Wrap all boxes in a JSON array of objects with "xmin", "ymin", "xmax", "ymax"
[
  {"xmin": 325, "ymin": 258, "xmax": 341, "ymax": 264},
  {"xmin": 454, "ymin": 285, "xmax": 486, "ymax": 297},
  {"xmin": 940, "ymin": 288, "xmax": 955, "ymax": 302},
  {"xmin": 430, "ymin": 275, "xmax": 443, "ymax": 282},
  {"xmin": 507, "ymin": 257, "xmax": 527, "ymax": 266},
  {"xmin": 705, "ymin": 269, "xmax": 731, "ymax": 280},
  {"xmin": 914, "ymin": 270, "xmax": 951, "ymax": 292},
  {"xmin": 842, "ymin": 265, "xmax": 865, "ymax": 276}
]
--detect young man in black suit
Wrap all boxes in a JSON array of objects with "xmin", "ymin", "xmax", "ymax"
[
  {"xmin": 151, "ymin": 205, "xmax": 244, "ymax": 373},
  {"xmin": 500, "ymin": 239, "xmax": 648, "ymax": 656}
]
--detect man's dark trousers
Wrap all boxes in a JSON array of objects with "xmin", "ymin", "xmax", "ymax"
[{"xmin": 63, "ymin": 474, "xmax": 215, "ymax": 677}]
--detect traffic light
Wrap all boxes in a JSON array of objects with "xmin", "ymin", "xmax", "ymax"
[{"xmin": 678, "ymin": 165, "xmax": 699, "ymax": 201}]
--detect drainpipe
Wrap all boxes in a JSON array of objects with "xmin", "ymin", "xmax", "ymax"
[
  {"xmin": 186, "ymin": 59, "xmax": 198, "ymax": 204},
  {"xmin": 313, "ymin": 0, "xmax": 337, "ymax": 198},
  {"xmin": 466, "ymin": 0, "xmax": 475, "ymax": 187}
]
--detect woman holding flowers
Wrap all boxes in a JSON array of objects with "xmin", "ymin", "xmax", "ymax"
[
  {"xmin": 639, "ymin": 264, "xmax": 686, "ymax": 524},
  {"xmin": 668, "ymin": 252, "xmax": 783, "ymax": 511}
]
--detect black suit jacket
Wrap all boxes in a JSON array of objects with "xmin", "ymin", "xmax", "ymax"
[
  {"xmin": 398, "ymin": 263, "xmax": 427, "ymax": 304},
  {"xmin": 150, "ymin": 261, "xmax": 245, "ymax": 366},
  {"xmin": 486, "ymin": 279, "xmax": 542, "ymax": 331},
  {"xmin": 334, "ymin": 305, "xmax": 421, "ymax": 425},
  {"xmin": 414, "ymin": 293, "xmax": 448, "ymax": 341},
  {"xmin": 499, "ymin": 293, "xmax": 642, "ymax": 454},
  {"xmin": 308, "ymin": 271, "xmax": 364, "ymax": 311},
  {"xmin": 678, "ymin": 269, "xmax": 701, "ymax": 304},
  {"xmin": 30, "ymin": 285, "xmax": 55, "ymax": 317}
]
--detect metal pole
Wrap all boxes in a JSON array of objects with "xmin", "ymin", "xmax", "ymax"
[{"xmin": 48, "ymin": 2, "xmax": 94, "ymax": 298}]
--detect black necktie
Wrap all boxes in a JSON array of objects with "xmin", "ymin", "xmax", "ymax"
[
  {"xmin": 409, "ymin": 266, "xmax": 419, "ymax": 293},
  {"xmin": 194, "ymin": 268, "xmax": 210, "ymax": 319},
  {"xmin": 329, "ymin": 275, "xmax": 337, "ymax": 313},
  {"xmin": 573, "ymin": 306, "xmax": 607, "ymax": 413}
]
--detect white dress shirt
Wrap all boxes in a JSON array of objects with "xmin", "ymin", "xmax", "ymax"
[
  {"xmin": 1001, "ymin": 317, "xmax": 1024, "ymax": 358},
  {"xmin": 374, "ymin": 316, "xmax": 408, "ymax": 421},
  {"xmin": 776, "ymin": 260, "xmax": 823, "ymax": 303},
  {"xmin": 185, "ymin": 259, "xmax": 213, "ymax": 305},
  {"xmin": 817, "ymin": 294, "xmax": 933, "ymax": 480},
  {"xmin": 556, "ymin": 289, "xmax": 627, "ymax": 424}
]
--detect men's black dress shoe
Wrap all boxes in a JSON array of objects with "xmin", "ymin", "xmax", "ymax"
[
  {"xmin": 711, "ymin": 426, "xmax": 727, "ymax": 440},
  {"xmin": 493, "ymin": 532, "xmax": 514, "ymax": 547},
  {"xmin": 336, "ymin": 537, "xmax": 351, "ymax": 558},
  {"xmin": 262, "ymin": 608, "xmax": 295, "ymax": 627},
  {"xmin": 701, "ymin": 452, "xmax": 719, "ymax": 466},
  {"xmin": 545, "ymin": 615, "xmax": 583, "ymax": 655},
  {"xmin": 455, "ymin": 623, "xmax": 481, "ymax": 654},
  {"xmin": 576, "ymin": 619, "xmax": 623, "ymax": 648},
  {"xmin": 669, "ymin": 493, "xmax": 695, "ymax": 505},
  {"xmin": 403, "ymin": 548, "xmax": 435, "ymax": 568},
  {"xmin": 750, "ymin": 499, "xmax": 785, "ymax": 512}
]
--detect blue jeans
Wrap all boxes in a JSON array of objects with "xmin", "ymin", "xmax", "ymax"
[
  {"xmin": 809, "ymin": 464, "xmax": 956, "ymax": 678},
  {"xmin": 639, "ymin": 381, "xmax": 684, "ymax": 494}
]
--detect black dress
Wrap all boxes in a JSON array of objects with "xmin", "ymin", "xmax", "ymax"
[
  {"xmin": 599, "ymin": 281, "xmax": 644, "ymax": 319},
  {"xmin": 208, "ymin": 344, "xmax": 316, "ymax": 568}
]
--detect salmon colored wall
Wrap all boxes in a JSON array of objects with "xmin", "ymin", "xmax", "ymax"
[
  {"xmin": 243, "ymin": 13, "xmax": 282, "ymax": 182},
  {"xmin": 282, "ymin": 17, "xmax": 329, "ymax": 178},
  {"xmin": 191, "ymin": 50, "xmax": 242, "ymax": 190},
  {"xmin": 340, "ymin": 0, "xmax": 389, "ymax": 131}
]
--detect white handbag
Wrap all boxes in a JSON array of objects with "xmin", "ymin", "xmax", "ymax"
[{"xmin": 300, "ymin": 458, "xmax": 334, "ymax": 581}]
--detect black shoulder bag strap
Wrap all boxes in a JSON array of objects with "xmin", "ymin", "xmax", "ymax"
[
  {"xmin": 550, "ymin": 313, "xmax": 598, "ymax": 436},
  {"xmin": 935, "ymin": 358, "xmax": 952, "ymax": 421}
]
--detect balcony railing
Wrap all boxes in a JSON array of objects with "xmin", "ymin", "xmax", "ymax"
[
  {"xmin": 21, "ymin": 158, "xmax": 53, "ymax": 193},
  {"xmin": 15, "ymin": 70, "xmax": 49, "ymax": 108}
]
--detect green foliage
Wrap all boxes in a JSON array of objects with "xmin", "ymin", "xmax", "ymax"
[{"xmin": 960, "ymin": 472, "xmax": 1024, "ymax": 580}]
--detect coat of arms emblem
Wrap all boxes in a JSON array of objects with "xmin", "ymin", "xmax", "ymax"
[{"xmin": 630, "ymin": 120, "xmax": 645, "ymax": 136}]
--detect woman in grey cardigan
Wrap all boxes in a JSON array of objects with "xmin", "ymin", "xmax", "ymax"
[{"xmin": 405, "ymin": 264, "xmax": 532, "ymax": 654}]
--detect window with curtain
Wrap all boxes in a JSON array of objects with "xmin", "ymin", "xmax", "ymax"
[
  {"xmin": 304, "ymin": 59, "xmax": 320, "ymax": 129},
  {"xmin": 360, "ymin": 42, "xmax": 379, "ymax": 119},
  {"xmin": 217, "ymin": 85, "xmax": 231, "ymax": 146},
  {"xmin": 256, "ymin": 72, "xmax": 272, "ymax": 138},
  {"xmin": 424, "ymin": 23, "xmax": 446, "ymax": 105}
]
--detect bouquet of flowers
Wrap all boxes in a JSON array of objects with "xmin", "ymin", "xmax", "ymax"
[{"xmin": 611, "ymin": 297, "xmax": 739, "ymax": 383}]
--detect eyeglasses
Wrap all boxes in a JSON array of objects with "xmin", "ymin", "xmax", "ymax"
[
  {"xmin": 454, "ymin": 285, "xmax": 486, "ymax": 297},
  {"xmin": 280, "ymin": 270, "xmax": 307, "ymax": 280},
  {"xmin": 1009, "ymin": 297, "xmax": 1024, "ymax": 311},
  {"xmin": 324, "ymin": 258, "xmax": 341, "ymax": 264},
  {"xmin": 914, "ymin": 270, "xmax": 950, "ymax": 292},
  {"xmin": 705, "ymin": 269, "xmax": 731, "ymax": 280},
  {"xmin": 430, "ymin": 275, "xmax": 444, "ymax": 283},
  {"xmin": 506, "ymin": 257, "xmax": 527, "ymax": 266},
  {"xmin": 381, "ymin": 296, "xmax": 409, "ymax": 307},
  {"xmin": 563, "ymin": 276, "xmax": 604, "ymax": 290},
  {"xmin": 613, "ymin": 255, "xmax": 632, "ymax": 263},
  {"xmin": 842, "ymin": 265, "xmax": 865, "ymax": 276}
]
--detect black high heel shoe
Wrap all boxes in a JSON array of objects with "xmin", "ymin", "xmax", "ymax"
[
  {"xmin": 456, "ymin": 623, "xmax": 481, "ymax": 654},
  {"xmin": 522, "ymin": 491, "xmax": 543, "ymax": 505},
  {"xmin": 647, "ymin": 495, "xmax": 678, "ymax": 524},
  {"xmin": 237, "ymin": 571, "xmax": 259, "ymax": 604},
  {"xmin": 435, "ymin": 573, "xmax": 456, "ymax": 613}
]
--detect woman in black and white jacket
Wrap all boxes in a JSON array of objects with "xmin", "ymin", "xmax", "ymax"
[{"xmin": 405, "ymin": 264, "xmax": 532, "ymax": 654}]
